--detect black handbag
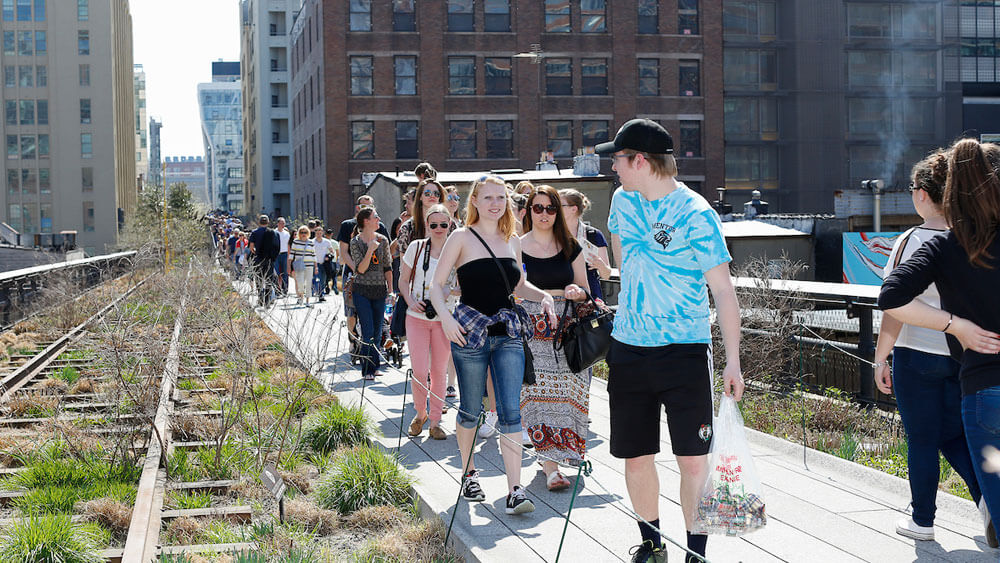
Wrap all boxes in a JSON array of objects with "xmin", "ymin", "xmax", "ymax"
[
  {"xmin": 389, "ymin": 240, "xmax": 427, "ymax": 338},
  {"xmin": 554, "ymin": 292, "xmax": 615, "ymax": 373},
  {"xmin": 467, "ymin": 228, "xmax": 537, "ymax": 385}
]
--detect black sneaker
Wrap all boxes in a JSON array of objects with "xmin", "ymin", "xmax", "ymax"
[
  {"xmin": 505, "ymin": 485, "xmax": 535, "ymax": 515},
  {"xmin": 446, "ymin": 385, "xmax": 457, "ymax": 398},
  {"xmin": 629, "ymin": 540, "xmax": 666, "ymax": 563},
  {"xmin": 461, "ymin": 470, "xmax": 485, "ymax": 502}
]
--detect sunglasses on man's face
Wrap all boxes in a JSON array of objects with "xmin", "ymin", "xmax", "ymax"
[
  {"xmin": 531, "ymin": 203, "xmax": 558, "ymax": 215},
  {"xmin": 428, "ymin": 222, "xmax": 449, "ymax": 230}
]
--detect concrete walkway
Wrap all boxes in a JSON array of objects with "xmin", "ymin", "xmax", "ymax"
[{"xmin": 250, "ymin": 285, "xmax": 997, "ymax": 563}]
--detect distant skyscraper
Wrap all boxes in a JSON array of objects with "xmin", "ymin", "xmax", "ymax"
[
  {"xmin": 148, "ymin": 117, "xmax": 162, "ymax": 187},
  {"xmin": 133, "ymin": 64, "xmax": 148, "ymax": 188},
  {"xmin": 240, "ymin": 0, "xmax": 294, "ymax": 218},
  {"xmin": 0, "ymin": 0, "xmax": 137, "ymax": 255},
  {"xmin": 164, "ymin": 156, "xmax": 208, "ymax": 205},
  {"xmin": 198, "ymin": 62, "xmax": 243, "ymax": 212}
]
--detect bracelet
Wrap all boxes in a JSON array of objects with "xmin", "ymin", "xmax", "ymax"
[
  {"xmin": 942, "ymin": 313, "xmax": 954, "ymax": 333},
  {"xmin": 872, "ymin": 360, "xmax": 890, "ymax": 369}
]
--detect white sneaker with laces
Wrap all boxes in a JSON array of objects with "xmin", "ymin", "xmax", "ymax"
[
  {"xmin": 980, "ymin": 497, "xmax": 998, "ymax": 548},
  {"xmin": 478, "ymin": 410, "xmax": 497, "ymax": 438},
  {"xmin": 522, "ymin": 428, "xmax": 534, "ymax": 449},
  {"xmin": 896, "ymin": 517, "xmax": 934, "ymax": 541}
]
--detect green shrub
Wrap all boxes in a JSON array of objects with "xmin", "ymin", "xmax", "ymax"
[
  {"xmin": 167, "ymin": 490, "xmax": 212, "ymax": 510},
  {"xmin": 54, "ymin": 367, "xmax": 81, "ymax": 385},
  {"xmin": 0, "ymin": 514, "xmax": 103, "ymax": 562},
  {"xmin": 301, "ymin": 403, "xmax": 375, "ymax": 454},
  {"xmin": 315, "ymin": 445, "xmax": 413, "ymax": 513}
]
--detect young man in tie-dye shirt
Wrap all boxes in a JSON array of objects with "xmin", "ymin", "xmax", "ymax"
[{"xmin": 597, "ymin": 119, "xmax": 745, "ymax": 563}]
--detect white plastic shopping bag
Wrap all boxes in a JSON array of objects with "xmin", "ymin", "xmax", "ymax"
[{"xmin": 690, "ymin": 394, "xmax": 767, "ymax": 536}]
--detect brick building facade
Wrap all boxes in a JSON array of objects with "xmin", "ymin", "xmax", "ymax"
[{"xmin": 290, "ymin": 0, "xmax": 722, "ymax": 225}]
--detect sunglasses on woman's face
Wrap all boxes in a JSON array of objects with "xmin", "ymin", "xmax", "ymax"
[
  {"xmin": 447, "ymin": 194, "xmax": 461, "ymax": 202},
  {"xmin": 531, "ymin": 203, "xmax": 558, "ymax": 215},
  {"xmin": 423, "ymin": 189, "xmax": 441, "ymax": 198},
  {"xmin": 428, "ymin": 222, "xmax": 449, "ymax": 230}
]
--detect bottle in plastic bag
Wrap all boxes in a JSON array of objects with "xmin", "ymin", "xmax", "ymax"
[{"xmin": 690, "ymin": 394, "xmax": 767, "ymax": 536}]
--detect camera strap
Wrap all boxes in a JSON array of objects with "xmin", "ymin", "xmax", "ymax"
[{"xmin": 420, "ymin": 238, "xmax": 432, "ymax": 302}]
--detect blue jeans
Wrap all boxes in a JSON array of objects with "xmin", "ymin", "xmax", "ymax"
[
  {"xmin": 275, "ymin": 252, "xmax": 288, "ymax": 294},
  {"xmin": 892, "ymin": 347, "xmax": 981, "ymax": 526},
  {"xmin": 313, "ymin": 266, "xmax": 327, "ymax": 298},
  {"xmin": 353, "ymin": 293, "xmax": 385, "ymax": 377},
  {"xmin": 962, "ymin": 384, "xmax": 1000, "ymax": 539},
  {"xmin": 451, "ymin": 335, "xmax": 524, "ymax": 434}
]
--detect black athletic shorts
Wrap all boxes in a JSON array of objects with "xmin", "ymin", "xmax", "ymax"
[{"xmin": 606, "ymin": 339, "xmax": 714, "ymax": 458}]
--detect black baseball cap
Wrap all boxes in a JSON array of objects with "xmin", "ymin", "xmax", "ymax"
[{"xmin": 595, "ymin": 118, "xmax": 673, "ymax": 155}]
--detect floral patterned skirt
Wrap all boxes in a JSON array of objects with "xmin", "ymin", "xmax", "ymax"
[{"xmin": 519, "ymin": 297, "xmax": 591, "ymax": 462}]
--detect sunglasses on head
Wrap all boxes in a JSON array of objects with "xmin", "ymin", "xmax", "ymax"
[
  {"xmin": 428, "ymin": 221, "xmax": 449, "ymax": 230},
  {"xmin": 531, "ymin": 203, "xmax": 558, "ymax": 215}
]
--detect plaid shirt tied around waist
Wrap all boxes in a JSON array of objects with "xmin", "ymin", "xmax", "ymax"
[{"xmin": 453, "ymin": 303, "xmax": 533, "ymax": 349}]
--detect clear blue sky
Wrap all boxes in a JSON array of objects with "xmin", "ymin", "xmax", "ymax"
[{"xmin": 131, "ymin": 0, "xmax": 240, "ymax": 158}]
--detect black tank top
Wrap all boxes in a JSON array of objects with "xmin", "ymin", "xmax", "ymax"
[
  {"xmin": 457, "ymin": 257, "xmax": 520, "ymax": 336},
  {"xmin": 522, "ymin": 241, "xmax": 581, "ymax": 290}
]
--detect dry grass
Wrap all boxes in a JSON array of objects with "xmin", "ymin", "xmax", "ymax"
[
  {"xmin": 369, "ymin": 519, "xmax": 459, "ymax": 562},
  {"xmin": 78, "ymin": 497, "xmax": 132, "ymax": 533},
  {"xmin": 171, "ymin": 414, "xmax": 222, "ymax": 441},
  {"xmin": 37, "ymin": 378, "xmax": 68, "ymax": 394},
  {"xmin": 12, "ymin": 320, "xmax": 40, "ymax": 334},
  {"xmin": 285, "ymin": 498, "xmax": 339, "ymax": 535},
  {"xmin": 345, "ymin": 504, "xmax": 411, "ymax": 532},
  {"xmin": 4, "ymin": 392, "xmax": 57, "ymax": 417},
  {"xmin": 69, "ymin": 378, "xmax": 96, "ymax": 394},
  {"xmin": 0, "ymin": 436, "xmax": 35, "ymax": 467},
  {"xmin": 279, "ymin": 466, "xmax": 317, "ymax": 495},
  {"xmin": 228, "ymin": 480, "xmax": 267, "ymax": 501},
  {"xmin": 255, "ymin": 351, "xmax": 285, "ymax": 371},
  {"xmin": 309, "ymin": 394, "xmax": 338, "ymax": 409},
  {"xmin": 165, "ymin": 516, "xmax": 202, "ymax": 544}
]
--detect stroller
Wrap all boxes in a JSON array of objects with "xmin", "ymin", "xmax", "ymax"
[{"xmin": 349, "ymin": 300, "xmax": 404, "ymax": 369}]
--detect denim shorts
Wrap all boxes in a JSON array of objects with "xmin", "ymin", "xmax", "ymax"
[{"xmin": 451, "ymin": 335, "xmax": 524, "ymax": 434}]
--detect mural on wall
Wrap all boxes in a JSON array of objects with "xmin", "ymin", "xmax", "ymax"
[{"xmin": 842, "ymin": 232, "xmax": 902, "ymax": 285}]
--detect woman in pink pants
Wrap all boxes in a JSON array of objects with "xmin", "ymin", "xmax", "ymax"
[{"xmin": 400, "ymin": 204, "xmax": 455, "ymax": 440}]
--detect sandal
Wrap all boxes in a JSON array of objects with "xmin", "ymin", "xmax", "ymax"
[
  {"xmin": 408, "ymin": 415, "xmax": 428, "ymax": 437},
  {"xmin": 546, "ymin": 470, "xmax": 572, "ymax": 492}
]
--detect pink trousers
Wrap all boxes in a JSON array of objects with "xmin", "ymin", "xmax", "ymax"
[{"xmin": 405, "ymin": 315, "xmax": 450, "ymax": 424}]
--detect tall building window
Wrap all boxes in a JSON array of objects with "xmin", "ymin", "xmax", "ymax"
[
  {"xmin": 725, "ymin": 146, "xmax": 777, "ymax": 187},
  {"xmin": 32, "ymin": 0, "xmax": 41, "ymax": 21},
  {"xmin": 546, "ymin": 58, "xmax": 572, "ymax": 95},
  {"xmin": 846, "ymin": 51, "xmax": 888, "ymax": 88},
  {"xmin": 547, "ymin": 120, "xmax": 572, "ymax": 157},
  {"xmin": 77, "ymin": 0, "xmax": 87, "ymax": 21},
  {"xmin": 21, "ymin": 135, "xmax": 35, "ymax": 159},
  {"xmin": 79, "ymin": 64, "xmax": 90, "ymax": 86},
  {"xmin": 18, "ymin": 65, "xmax": 32, "ymax": 87},
  {"xmin": 349, "ymin": 0, "xmax": 371, "ymax": 32},
  {"xmin": 448, "ymin": 56, "xmax": 475, "ymax": 95},
  {"xmin": 393, "ymin": 0, "xmax": 415, "ymax": 31},
  {"xmin": 4, "ymin": 101, "xmax": 14, "ymax": 126},
  {"xmin": 6, "ymin": 169, "xmax": 17, "ymax": 194},
  {"xmin": 35, "ymin": 65, "xmax": 45, "ymax": 86},
  {"xmin": 17, "ymin": 31, "xmax": 31, "ymax": 55},
  {"xmin": 678, "ymin": 0, "xmax": 699, "ymax": 34},
  {"xmin": 724, "ymin": 97, "xmax": 778, "ymax": 140},
  {"xmin": 36, "ymin": 99, "xmax": 46, "ymax": 124},
  {"xmin": 80, "ymin": 133, "xmax": 91, "ymax": 158},
  {"xmin": 1, "ymin": 1, "xmax": 11, "ymax": 22},
  {"xmin": 37, "ymin": 133, "xmax": 47, "ymax": 156},
  {"xmin": 394, "ymin": 56, "xmax": 416, "ymax": 95},
  {"xmin": 78, "ymin": 30, "xmax": 89, "ymax": 55},
  {"xmin": 80, "ymin": 99, "xmax": 91, "ymax": 124},
  {"xmin": 448, "ymin": 0, "xmax": 474, "ymax": 31},
  {"xmin": 449, "ymin": 120, "xmax": 476, "ymax": 158},
  {"xmin": 724, "ymin": 49, "xmax": 776, "ymax": 90},
  {"xmin": 2, "ymin": 32, "xmax": 12, "ymax": 56},
  {"xmin": 350, "ymin": 121, "xmax": 374, "ymax": 159},
  {"xmin": 581, "ymin": 0, "xmax": 606, "ymax": 33},
  {"xmin": 723, "ymin": 0, "xmax": 776, "ymax": 38},
  {"xmin": 6, "ymin": 135, "xmax": 16, "ymax": 159},
  {"xmin": 38, "ymin": 168, "xmax": 48, "ymax": 193},
  {"xmin": 638, "ymin": 0, "xmax": 658, "ymax": 34},
  {"xmin": 485, "ymin": 0, "xmax": 511, "ymax": 32},
  {"xmin": 545, "ymin": 0, "xmax": 571, "ymax": 33},
  {"xmin": 395, "ymin": 120, "xmax": 418, "ymax": 159},
  {"xmin": 19, "ymin": 100, "xmax": 33, "ymax": 125},
  {"xmin": 40, "ymin": 202, "xmax": 51, "ymax": 232},
  {"xmin": 34, "ymin": 31, "xmax": 44, "ymax": 54},
  {"xmin": 349, "ymin": 56, "xmax": 373, "ymax": 95},
  {"xmin": 83, "ymin": 202, "xmax": 94, "ymax": 232},
  {"xmin": 846, "ymin": 3, "xmax": 934, "ymax": 39},
  {"xmin": 638, "ymin": 59, "xmax": 659, "ymax": 96},
  {"xmin": 582, "ymin": 120, "xmax": 609, "ymax": 148},
  {"xmin": 21, "ymin": 168, "xmax": 35, "ymax": 194},
  {"xmin": 581, "ymin": 58, "xmax": 608, "ymax": 95},
  {"xmin": 679, "ymin": 59, "xmax": 702, "ymax": 95},
  {"xmin": 82, "ymin": 167, "xmax": 93, "ymax": 191},
  {"xmin": 15, "ymin": 0, "xmax": 28, "ymax": 20},
  {"xmin": 484, "ymin": 57, "xmax": 512, "ymax": 94},
  {"xmin": 678, "ymin": 121, "xmax": 702, "ymax": 157},
  {"xmin": 486, "ymin": 120, "xmax": 513, "ymax": 158},
  {"xmin": 3, "ymin": 66, "xmax": 12, "ymax": 88}
]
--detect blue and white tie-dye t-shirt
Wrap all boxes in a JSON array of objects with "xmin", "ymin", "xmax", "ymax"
[{"xmin": 607, "ymin": 183, "xmax": 731, "ymax": 347}]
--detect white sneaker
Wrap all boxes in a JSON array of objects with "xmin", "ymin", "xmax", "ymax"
[
  {"xmin": 896, "ymin": 517, "xmax": 934, "ymax": 541},
  {"xmin": 980, "ymin": 498, "xmax": 998, "ymax": 548},
  {"xmin": 478, "ymin": 410, "xmax": 497, "ymax": 438},
  {"xmin": 522, "ymin": 428, "xmax": 534, "ymax": 449}
]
